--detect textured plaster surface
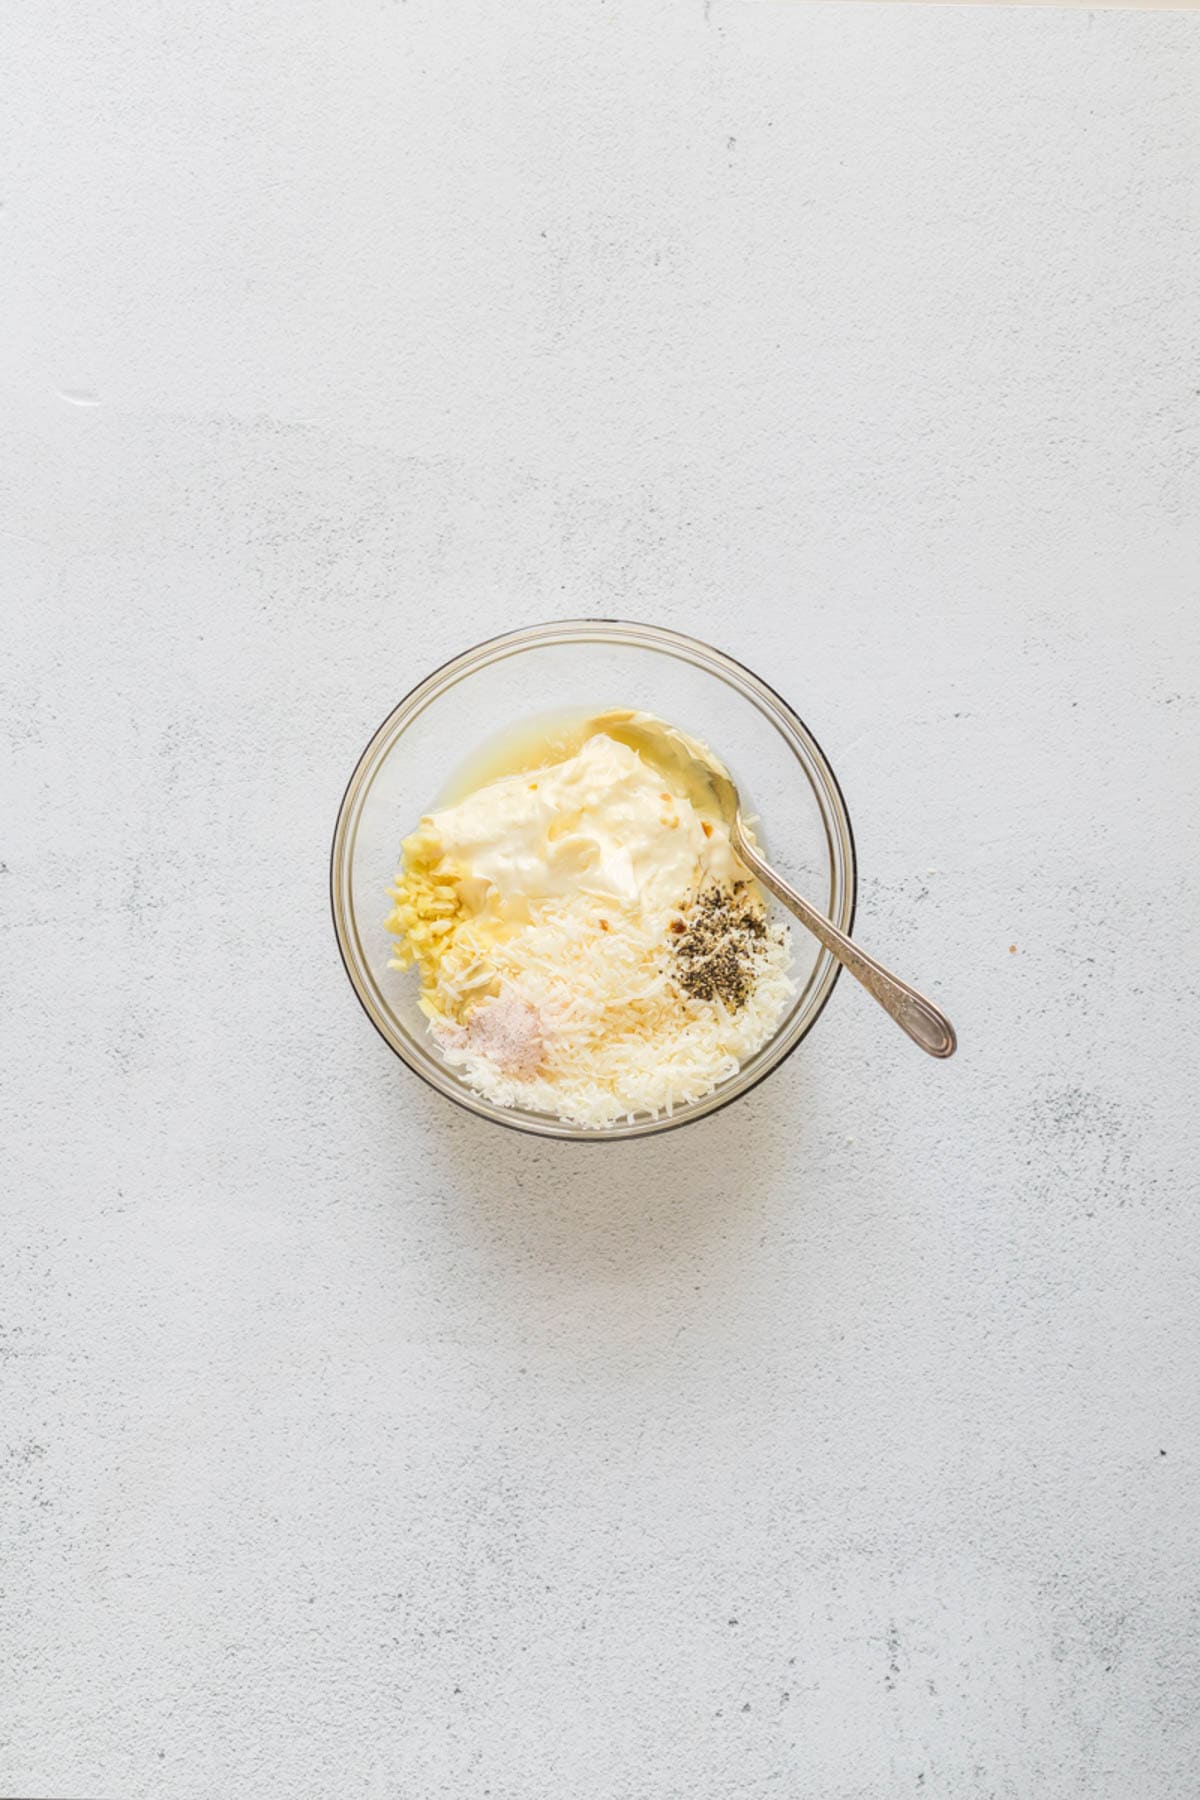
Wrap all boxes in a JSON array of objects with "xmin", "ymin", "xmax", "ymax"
[{"xmin": 2, "ymin": 3, "xmax": 1199, "ymax": 1797}]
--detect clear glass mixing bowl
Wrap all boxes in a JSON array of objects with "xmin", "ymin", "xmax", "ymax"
[{"xmin": 330, "ymin": 620, "xmax": 856, "ymax": 1140}]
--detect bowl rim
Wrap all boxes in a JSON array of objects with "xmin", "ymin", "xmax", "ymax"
[{"xmin": 330, "ymin": 617, "xmax": 857, "ymax": 1141}]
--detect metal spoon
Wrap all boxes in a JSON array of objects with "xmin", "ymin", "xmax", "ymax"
[{"xmin": 590, "ymin": 710, "xmax": 957, "ymax": 1060}]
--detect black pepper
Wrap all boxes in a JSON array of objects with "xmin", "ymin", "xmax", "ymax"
[{"xmin": 668, "ymin": 883, "xmax": 770, "ymax": 1011}]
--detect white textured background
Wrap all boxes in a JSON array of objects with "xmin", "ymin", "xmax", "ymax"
[{"xmin": 3, "ymin": 3, "xmax": 1199, "ymax": 1797}]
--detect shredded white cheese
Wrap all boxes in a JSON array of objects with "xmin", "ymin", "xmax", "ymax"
[{"xmin": 427, "ymin": 895, "xmax": 793, "ymax": 1129}]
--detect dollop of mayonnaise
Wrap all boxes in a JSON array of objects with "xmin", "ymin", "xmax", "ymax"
[{"xmin": 428, "ymin": 733, "xmax": 740, "ymax": 923}]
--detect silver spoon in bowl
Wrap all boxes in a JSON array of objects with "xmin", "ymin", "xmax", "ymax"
[{"xmin": 590, "ymin": 710, "xmax": 957, "ymax": 1060}]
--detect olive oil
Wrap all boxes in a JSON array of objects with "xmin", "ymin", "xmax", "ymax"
[{"xmin": 435, "ymin": 707, "xmax": 600, "ymax": 808}]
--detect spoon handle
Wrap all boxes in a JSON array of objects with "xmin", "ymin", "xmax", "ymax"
[{"xmin": 733, "ymin": 823, "xmax": 957, "ymax": 1060}]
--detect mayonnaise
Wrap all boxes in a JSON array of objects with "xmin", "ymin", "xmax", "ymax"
[{"xmin": 427, "ymin": 733, "xmax": 739, "ymax": 923}]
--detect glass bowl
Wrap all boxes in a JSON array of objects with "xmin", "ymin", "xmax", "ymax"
[{"xmin": 330, "ymin": 620, "xmax": 856, "ymax": 1141}]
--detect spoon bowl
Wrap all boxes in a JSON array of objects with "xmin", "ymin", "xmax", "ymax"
[{"xmin": 591, "ymin": 709, "xmax": 957, "ymax": 1060}]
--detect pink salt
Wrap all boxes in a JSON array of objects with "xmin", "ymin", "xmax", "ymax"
[{"xmin": 466, "ymin": 996, "xmax": 544, "ymax": 1080}]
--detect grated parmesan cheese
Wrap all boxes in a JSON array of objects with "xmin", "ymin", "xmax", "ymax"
[{"xmin": 423, "ymin": 893, "xmax": 792, "ymax": 1129}]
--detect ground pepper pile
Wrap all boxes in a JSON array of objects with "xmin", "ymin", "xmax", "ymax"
[{"xmin": 668, "ymin": 881, "xmax": 771, "ymax": 1011}]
